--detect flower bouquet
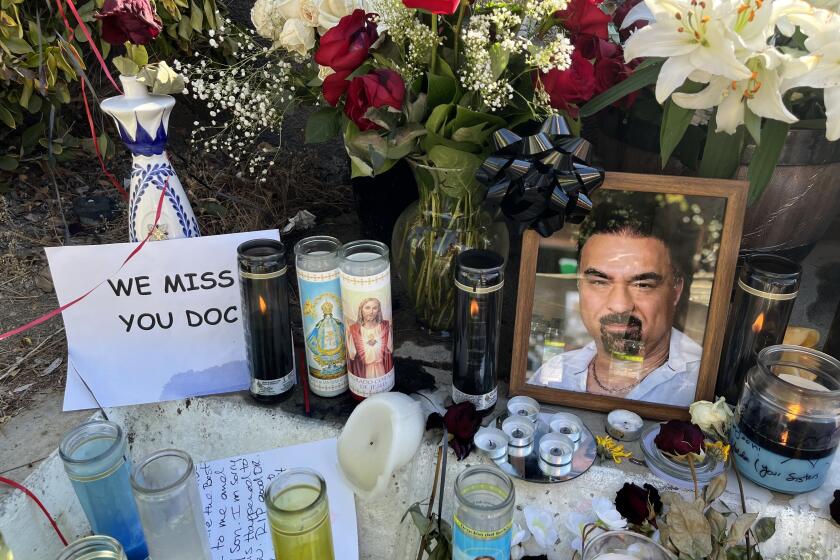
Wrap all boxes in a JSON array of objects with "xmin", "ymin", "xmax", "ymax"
[{"xmin": 243, "ymin": 0, "xmax": 619, "ymax": 332}]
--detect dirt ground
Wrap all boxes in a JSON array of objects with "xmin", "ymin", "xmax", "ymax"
[{"xmin": 0, "ymin": 111, "xmax": 355, "ymax": 424}]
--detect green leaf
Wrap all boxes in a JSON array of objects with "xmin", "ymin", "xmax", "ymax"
[
  {"xmin": 451, "ymin": 122, "xmax": 490, "ymax": 145},
  {"xmin": 0, "ymin": 155, "xmax": 18, "ymax": 171},
  {"xmin": 305, "ymin": 107, "xmax": 341, "ymax": 144},
  {"xmin": 659, "ymin": 81, "xmax": 704, "ymax": 167},
  {"xmin": 489, "ymin": 43, "xmax": 509, "ymax": 80},
  {"xmin": 21, "ymin": 122, "xmax": 44, "ymax": 148},
  {"xmin": 445, "ymin": 105, "xmax": 505, "ymax": 139},
  {"xmin": 406, "ymin": 93, "xmax": 427, "ymax": 124},
  {"xmin": 4, "ymin": 36, "xmax": 33, "ymax": 54},
  {"xmin": 426, "ymin": 72, "xmax": 457, "ymax": 108},
  {"xmin": 752, "ymin": 517, "xmax": 776, "ymax": 543},
  {"xmin": 203, "ymin": 0, "xmax": 218, "ymax": 29},
  {"xmin": 744, "ymin": 107, "xmax": 761, "ymax": 146},
  {"xmin": 698, "ymin": 113, "xmax": 745, "ymax": 179},
  {"xmin": 178, "ymin": 14, "xmax": 193, "ymax": 40},
  {"xmin": 747, "ymin": 119, "xmax": 789, "ymax": 205},
  {"xmin": 190, "ymin": 1, "xmax": 203, "ymax": 32},
  {"xmin": 112, "ymin": 55, "xmax": 140, "ymax": 76},
  {"xmin": 0, "ymin": 106, "xmax": 16, "ymax": 129},
  {"xmin": 126, "ymin": 43, "xmax": 149, "ymax": 68},
  {"xmin": 427, "ymin": 145, "xmax": 483, "ymax": 198},
  {"xmin": 425, "ymin": 104, "xmax": 452, "ymax": 135},
  {"xmin": 580, "ymin": 58, "xmax": 663, "ymax": 118},
  {"xmin": 19, "ymin": 78, "xmax": 33, "ymax": 109}
]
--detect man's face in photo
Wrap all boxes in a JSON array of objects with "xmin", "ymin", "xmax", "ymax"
[{"xmin": 578, "ymin": 233, "xmax": 683, "ymax": 357}]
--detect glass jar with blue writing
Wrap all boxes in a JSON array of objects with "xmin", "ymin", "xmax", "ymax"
[
  {"xmin": 59, "ymin": 421, "xmax": 147, "ymax": 560},
  {"xmin": 295, "ymin": 236, "xmax": 348, "ymax": 397},
  {"xmin": 452, "ymin": 466, "xmax": 515, "ymax": 560},
  {"xmin": 731, "ymin": 345, "xmax": 840, "ymax": 494}
]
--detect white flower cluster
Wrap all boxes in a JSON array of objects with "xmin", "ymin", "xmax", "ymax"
[
  {"xmin": 251, "ymin": 0, "xmax": 360, "ymax": 55},
  {"xmin": 526, "ymin": 30, "xmax": 574, "ymax": 74},
  {"xmin": 368, "ymin": 0, "xmax": 439, "ymax": 83},
  {"xmin": 524, "ymin": 0, "xmax": 570, "ymax": 20},
  {"xmin": 177, "ymin": 21, "xmax": 296, "ymax": 180}
]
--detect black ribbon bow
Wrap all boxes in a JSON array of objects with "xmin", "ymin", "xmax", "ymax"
[{"xmin": 476, "ymin": 115, "xmax": 605, "ymax": 237}]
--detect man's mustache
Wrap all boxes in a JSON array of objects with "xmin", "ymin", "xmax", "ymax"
[{"xmin": 600, "ymin": 313, "xmax": 643, "ymax": 330}]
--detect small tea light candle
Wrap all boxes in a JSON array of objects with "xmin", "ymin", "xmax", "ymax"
[
  {"xmin": 474, "ymin": 428, "xmax": 508, "ymax": 461},
  {"xmin": 549, "ymin": 412, "xmax": 583, "ymax": 447},
  {"xmin": 502, "ymin": 416, "xmax": 534, "ymax": 457},
  {"xmin": 606, "ymin": 409, "xmax": 644, "ymax": 442},
  {"xmin": 507, "ymin": 396, "xmax": 540, "ymax": 423},
  {"xmin": 538, "ymin": 433, "xmax": 574, "ymax": 477}
]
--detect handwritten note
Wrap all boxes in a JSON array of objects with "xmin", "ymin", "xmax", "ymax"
[{"xmin": 195, "ymin": 438, "xmax": 358, "ymax": 560}]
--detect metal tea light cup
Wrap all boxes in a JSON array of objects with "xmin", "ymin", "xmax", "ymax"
[
  {"xmin": 130, "ymin": 449, "xmax": 211, "ymax": 560},
  {"xmin": 56, "ymin": 536, "xmax": 127, "ymax": 560},
  {"xmin": 474, "ymin": 428, "xmax": 509, "ymax": 461},
  {"xmin": 548, "ymin": 412, "xmax": 582, "ymax": 448},
  {"xmin": 507, "ymin": 396, "xmax": 540, "ymax": 423},
  {"xmin": 59, "ymin": 421, "xmax": 147, "ymax": 560},
  {"xmin": 538, "ymin": 433, "xmax": 575, "ymax": 477},
  {"xmin": 502, "ymin": 416, "xmax": 535, "ymax": 457},
  {"xmin": 265, "ymin": 468, "xmax": 335, "ymax": 560}
]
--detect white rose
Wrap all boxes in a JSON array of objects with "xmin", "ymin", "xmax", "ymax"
[
  {"xmin": 251, "ymin": 0, "xmax": 286, "ymax": 42},
  {"xmin": 318, "ymin": 64, "xmax": 335, "ymax": 81},
  {"xmin": 277, "ymin": 18, "xmax": 316, "ymax": 55},
  {"xmin": 689, "ymin": 397, "xmax": 734, "ymax": 437},
  {"xmin": 316, "ymin": 0, "xmax": 358, "ymax": 34},
  {"xmin": 275, "ymin": 0, "xmax": 306, "ymax": 20}
]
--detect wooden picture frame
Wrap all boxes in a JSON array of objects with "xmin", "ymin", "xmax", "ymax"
[{"xmin": 509, "ymin": 172, "xmax": 747, "ymax": 420}]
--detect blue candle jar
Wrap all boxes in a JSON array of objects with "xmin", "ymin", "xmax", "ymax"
[
  {"xmin": 59, "ymin": 420, "xmax": 148, "ymax": 560},
  {"xmin": 731, "ymin": 345, "xmax": 840, "ymax": 494}
]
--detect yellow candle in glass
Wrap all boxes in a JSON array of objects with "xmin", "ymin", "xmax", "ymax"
[{"xmin": 265, "ymin": 469, "xmax": 335, "ymax": 560}]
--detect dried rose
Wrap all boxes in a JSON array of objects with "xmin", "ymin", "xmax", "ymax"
[
  {"xmin": 831, "ymin": 490, "xmax": 840, "ymax": 525},
  {"xmin": 96, "ymin": 0, "xmax": 163, "ymax": 46},
  {"xmin": 654, "ymin": 420, "xmax": 705, "ymax": 457},
  {"xmin": 614, "ymin": 482, "xmax": 662, "ymax": 527},
  {"xmin": 443, "ymin": 401, "xmax": 482, "ymax": 460}
]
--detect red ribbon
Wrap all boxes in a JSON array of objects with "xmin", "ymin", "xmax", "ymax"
[
  {"xmin": 0, "ymin": 182, "xmax": 168, "ymax": 342},
  {"xmin": 59, "ymin": 0, "xmax": 122, "ymax": 93},
  {"xmin": 0, "ymin": 476, "xmax": 69, "ymax": 546}
]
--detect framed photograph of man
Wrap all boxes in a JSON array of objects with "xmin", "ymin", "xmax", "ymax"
[{"xmin": 509, "ymin": 172, "xmax": 747, "ymax": 420}]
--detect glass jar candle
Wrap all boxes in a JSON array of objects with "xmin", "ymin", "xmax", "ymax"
[
  {"xmin": 452, "ymin": 249, "xmax": 505, "ymax": 413},
  {"xmin": 59, "ymin": 421, "xmax": 148, "ymax": 560},
  {"xmin": 130, "ymin": 449, "xmax": 211, "ymax": 559},
  {"xmin": 265, "ymin": 468, "xmax": 335, "ymax": 560},
  {"xmin": 731, "ymin": 345, "xmax": 840, "ymax": 494},
  {"xmin": 1, "ymin": 531, "xmax": 12, "ymax": 560},
  {"xmin": 452, "ymin": 466, "xmax": 515, "ymax": 560},
  {"xmin": 238, "ymin": 239, "xmax": 296, "ymax": 402},
  {"xmin": 581, "ymin": 530, "xmax": 676, "ymax": 560},
  {"xmin": 716, "ymin": 254, "xmax": 801, "ymax": 404},
  {"xmin": 294, "ymin": 236, "xmax": 348, "ymax": 397},
  {"xmin": 56, "ymin": 536, "xmax": 127, "ymax": 560},
  {"xmin": 338, "ymin": 240, "xmax": 394, "ymax": 399}
]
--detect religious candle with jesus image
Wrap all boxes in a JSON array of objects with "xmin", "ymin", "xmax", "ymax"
[{"xmin": 339, "ymin": 241, "xmax": 395, "ymax": 399}]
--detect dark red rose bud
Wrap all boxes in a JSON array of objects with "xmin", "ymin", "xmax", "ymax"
[
  {"xmin": 443, "ymin": 401, "xmax": 482, "ymax": 460},
  {"xmin": 344, "ymin": 69, "xmax": 405, "ymax": 131},
  {"xmin": 315, "ymin": 9, "xmax": 379, "ymax": 72},
  {"xmin": 96, "ymin": 0, "xmax": 163, "ymax": 46},
  {"xmin": 654, "ymin": 420, "xmax": 705, "ymax": 456},
  {"xmin": 831, "ymin": 490, "xmax": 840, "ymax": 525},
  {"xmin": 614, "ymin": 483, "xmax": 662, "ymax": 526}
]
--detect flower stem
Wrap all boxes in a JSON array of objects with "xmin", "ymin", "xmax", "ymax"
[
  {"xmin": 733, "ymin": 462, "xmax": 752, "ymax": 560},
  {"xmin": 452, "ymin": 0, "xmax": 468, "ymax": 70},
  {"xmin": 430, "ymin": 13, "xmax": 439, "ymax": 75},
  {"xmin": 687, "ymin": 455, "xmax": 699, "ymax": 499}
]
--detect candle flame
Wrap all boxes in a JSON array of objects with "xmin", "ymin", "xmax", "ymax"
[
  {"xmin": 258, "ymin": 295, "xmax": 267, "ymax": 314},
  {"xmin": 752, "ymin": 312, "xmax": 765, "ymax": 333},
  {"xmin": 785, "ymin": 402, "xmax": 801, "ymax": 422},
  {"xmin": 470, "ymin": 299, "xmax": 480, "ymax": 318},
  {"xmin": 780, "ymin": 430, "xmax": 789, "ymax": 445}
]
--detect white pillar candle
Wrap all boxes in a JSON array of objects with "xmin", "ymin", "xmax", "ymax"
[{"xmin": 336, "ymin": 392, "xmax": 426, "ymax": 499}]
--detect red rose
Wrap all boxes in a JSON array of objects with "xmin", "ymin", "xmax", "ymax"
[
  {"xmin": 344, "ymin": 69, "xmax": 405, "ymax": 131},
  {"xmin": 315, "ymin": 9, "xmax": 379, "ymax": 72},
  {"xmin": 402, "ymin": 0, "xmax": 461, "ymax": 14},
  {"xmin": 443, "ymin": 402, "xmax": 482, "ymax": 460},
  {"xmin": 613, "ymin": 0, "xmax": 649, "ymax": 42},
  {"xmin": 614, "ymin": 483, "xmax": 663, "ymax": 527},
  {"xmin": 322, "ymin": 71, "xmax": 352, "ymax": 106},
  {"xmin": 96, "ymin": 0, "xmax": 162, "ymax": 45},
  {"xmin": 654, "ymin": 420, "xmax": 705, "ymax": 456},
  {"xmin": 556, "ymin": 0, "xmax": 611, "ymax": 41},
  {"xmin": 537, "ymin": 49, "xmax": 596, "ymax": 117},
  {"xmin": 593, "ymin": 41, "xmax": 636, "ymax": 105}
]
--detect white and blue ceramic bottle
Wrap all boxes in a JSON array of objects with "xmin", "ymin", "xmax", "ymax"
[{"xmin": 101, "ymin": 75, "xmax": 199, "ymax": 242}]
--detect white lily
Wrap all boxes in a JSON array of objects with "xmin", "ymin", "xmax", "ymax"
[
  {"xmin": 673, "ymin": 48, "xmax": 799, "ymax": 134},
  {"xmin": 624, "ymin": 0, "xmax": 752, "ymax": 103}
]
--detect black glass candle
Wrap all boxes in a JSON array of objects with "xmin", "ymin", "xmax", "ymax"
[
  {"xmin": 452, "ymin": 250, "xmax": 505, "ymax": 413},
  {"xmin": 238, "ymin": 239, "xmax": 296, "ymax": 403},
  {"xmin": 716, "ymin": 254, "xmax": 801, "ymax": 404}
]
